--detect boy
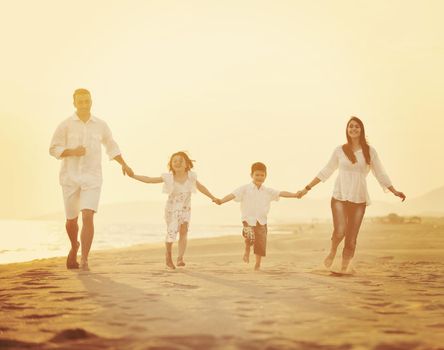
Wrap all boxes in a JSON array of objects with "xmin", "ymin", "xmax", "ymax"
[{"xmin": 217, "ymin": 162, "xmax": 299, "ymax": 270}]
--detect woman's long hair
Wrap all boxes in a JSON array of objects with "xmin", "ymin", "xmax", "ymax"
[{"xmin": 342, "ymin": 116, "xmax": 371, "ymax": 165}]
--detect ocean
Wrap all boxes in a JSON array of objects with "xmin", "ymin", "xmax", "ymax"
[{"xmin": 0, "ymin": 219, "xmax": 240, "ymax": 265}]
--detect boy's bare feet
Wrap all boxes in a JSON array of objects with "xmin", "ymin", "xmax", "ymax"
[{"xmin": 165, "ymin": 253, "xmax": 176, "ymax": 270}]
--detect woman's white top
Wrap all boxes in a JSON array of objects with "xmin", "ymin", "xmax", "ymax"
[{"xmin": 317, "ymin": 146, "xmax": 392, "ymax": 205}]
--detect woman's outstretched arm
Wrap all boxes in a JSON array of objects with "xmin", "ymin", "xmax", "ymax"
[{"xmin": 297, "ymin": 177, "xmax": 321, "ymax": 198}]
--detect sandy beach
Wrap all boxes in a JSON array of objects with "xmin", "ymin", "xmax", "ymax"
[{"xmin": 1, "ymin": 221, "xmax": 444, "ymax": 350}]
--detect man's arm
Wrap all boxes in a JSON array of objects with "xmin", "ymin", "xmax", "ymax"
[
  {"xmin": 60, "ymin": 146, "xmax": 86, "ymax": 157},
  {"xmin": 113, "ymin": 155, "xmax": 134, "ymax": 177},
  {"xmin": 49, "ymin": 121, "xmax": 88, "ymax": 159}
]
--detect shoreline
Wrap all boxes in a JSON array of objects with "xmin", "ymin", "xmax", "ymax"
[{"xmin": 1, "ymin": 223, "xmax": 444, "ymax": 349}]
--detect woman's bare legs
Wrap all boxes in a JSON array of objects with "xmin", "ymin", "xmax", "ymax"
[{"xmin": 325, "ymin": 198, "xmax": 347, "ymax": 268}]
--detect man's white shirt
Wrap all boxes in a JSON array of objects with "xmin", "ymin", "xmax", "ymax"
[{"xmin": 49, "ymin": 114, "xmax": 120, "ymax": 192}]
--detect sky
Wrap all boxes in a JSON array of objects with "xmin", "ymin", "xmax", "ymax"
[{"xmin": 1, "ymin": 0, "xmax": 443, "ymax": 219}]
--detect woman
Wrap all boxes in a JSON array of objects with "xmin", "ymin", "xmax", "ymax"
[{"xmin": 298, "ymin": 117, "xmax": 406, "ymax": 273}]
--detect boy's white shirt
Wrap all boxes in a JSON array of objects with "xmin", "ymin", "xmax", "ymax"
[{"xmin": 232, "ymin": 182, "xmax": 280, "ymax": 226}]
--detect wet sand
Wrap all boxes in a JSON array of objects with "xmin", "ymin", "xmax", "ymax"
[{"xmin": 1, "ymin": 221, "xmax": 443, "ymax": 350}]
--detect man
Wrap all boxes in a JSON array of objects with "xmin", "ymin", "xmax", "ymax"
[{"xmin": 49, "ymin": 88, "xmax": 133, "ymax": 270}]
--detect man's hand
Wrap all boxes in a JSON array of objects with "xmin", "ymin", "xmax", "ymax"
[
  {"xmin": 71, "ymin": 146, "xmax": 86, "ymax": 157},
  {"xmin": 394, "ymin": 190, "xmax": 406, "ymax": 202},
  {"xmin": 212, "ymin": 198, "xmax": 222, "ymax": 205},
  {"xmin": 122, "ymin": 164, "xmax": 134, "ymax": 177}
]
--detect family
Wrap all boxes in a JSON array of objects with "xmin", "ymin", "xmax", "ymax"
[{"xmin": 49, "ymin": 89, "xmax": 406, "ymax": 272}]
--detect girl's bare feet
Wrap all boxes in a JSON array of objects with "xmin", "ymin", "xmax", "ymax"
[
  {"xmin": 243, "ymin": 253, "xmax": 250, "ymax": 263},
  {"xmin": 165, "ymin": 253, "xmax": 176, "ymax": 270}
]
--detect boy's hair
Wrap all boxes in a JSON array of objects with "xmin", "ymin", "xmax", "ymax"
[
  {"xmin": 251, "ymin": 162, "xmax": 267, "ymax": 174},
  {"xmin": 168, "ymin": 151, "xmax": 195, "ymax": 173},
  {"xmin": 73, "ymin": 88, "xmax": 91, "ymax": 101}
]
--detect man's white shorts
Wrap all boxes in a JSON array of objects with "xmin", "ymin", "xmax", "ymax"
[{"xmin": 62, "ymin": 186, "xmax": 101, "ymax": 220}]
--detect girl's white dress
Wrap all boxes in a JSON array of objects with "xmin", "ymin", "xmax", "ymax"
[{"xmin": 161, "ymin": 171, "xmax": 197, "ymax": 242}]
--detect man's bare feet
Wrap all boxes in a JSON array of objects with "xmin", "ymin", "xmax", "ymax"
[
  {"xmin": 254, "ymin": 264, "xmax": 260, "ymax": 271},
  {"xmin": 324, "ymin": 252, "xmax": 336, "ymax": 268},
  {"xmin": 177, "ymin": 258, "xmax": 186, "ymax": 267},
  {"xmin": 66, "ymin": 241, "xmax": 80, "ymax": 269},
  {"xmin": 80, "ymin": 256, "xmax": 90, "ymax": 271}
]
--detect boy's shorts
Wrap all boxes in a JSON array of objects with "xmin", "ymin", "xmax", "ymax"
[
  {"xmin": 62, "ymin": 186, "xmax": 101, "ymax": 220},
  {"xmin": 242, "ymin": 221, "xmax": 268, "ymax": 257}
]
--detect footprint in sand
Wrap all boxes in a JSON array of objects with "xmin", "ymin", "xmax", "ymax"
[
  {"xmin": 363, "ymin": 302, "xmax": 392, "ymax": 307},
  {"xmin": 373, "ymin": 341, "xmax": 425, "ymax": 350},
  {"xmin": 50, "ymin": 328, "xmax": 98, "ymax": 342},
  {"xmin": 383, "ymin": 329, "xmax": 416, "ymax": 335},
  {"xmin": 21, "ymin": 313, "xmax": 63, "ymax": 319},
  {"xmin": 1, "ymin": 302, "xmax": 29, "ymax": 311},
  {"xmin": 234, "ymin": 300, "xmax": 254, "ymax": 305},
  {"xmin": 17, "ymin": 269, "xmax": 54, "ymax": 278},
  {"xmin": 375, "ymin": 310, "xmax": 407, "ymax": 315},
  {"xmin": 265, "ymin": 291, "xmax": 277, "ymax": 295},
  {"xmin": 422, "ymin": 303, "xmax": 444, "ymax": 311},
  {"xmin": 62, "ymin": 296, "xmax": 86, "ymax": 302},
  {"xmin": 258, "ymin": 319, "xmax": 276, "ymax": 325},
  {"xmin": 248, "ymin": 328, "xmax": 275, "ymax": 334},
  {"xmin": 163, "ymin": 282, "xmax": 199, "ymax": 290},
  {"xmin": 427, "ymin": 323, "xmax": 444, "ymax": 329},
  {"xmin": 364, "ymin": 296, "xmax": 385, "ymax": 301},
  {"xmin": 236, "ymin": 307, "xmax": 251, "ymax": 313}
]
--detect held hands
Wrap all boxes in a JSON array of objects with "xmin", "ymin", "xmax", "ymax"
[
  {"xmin": 122, "ymin": 164, "xmax": 134, "ymax": 177},
  {"xmin": 296, "ymin": 188, "xmax": 309, "ymax": 199},
  {"xmin": 212, "ymin": 198, "xmax": 222, "ymax": 205}
]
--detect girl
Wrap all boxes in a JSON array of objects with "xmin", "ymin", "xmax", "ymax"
[
  {"xmin": 297, "ymin": 117, "xmax": 406, "ymax": 273},
  {"xmin": 130, "ymin": 151, "xmax": 218, "ymax": 269}
]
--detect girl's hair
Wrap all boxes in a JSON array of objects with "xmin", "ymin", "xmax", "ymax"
[
  {"xmin": 168, "ymin": 151, "xmax": 195, "ymax": 173},
  {"xmin": 342, "ymin": 116, "xmax": 371, "ymax": 165}
]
